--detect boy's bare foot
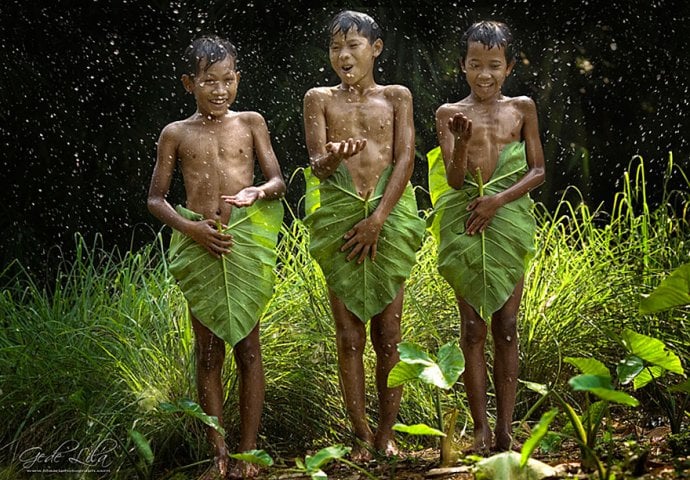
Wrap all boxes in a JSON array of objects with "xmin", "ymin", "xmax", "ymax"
[
  {"xmin": 350, "ymin": 442, "xmax": 374, "ymax": 463},
  {"xmin": 199, "ymin": 455, "xmax": 228, "ymax": 480},
  {"xmin": 492, "ymin": 432, "xmax": 520, "ymax": 452},
  {"xmin": 227, "ymin": 460, "xmax": 260, "ymax": 479},
  {"xmin": 467, "ymin": 427, "xmax": 491, "ymax": 455},
  {"xmin": 374, "ymin": 438, "xmax": 399, "ymax": 457}
]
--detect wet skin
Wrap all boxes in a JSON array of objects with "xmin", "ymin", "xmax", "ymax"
[
  {"xmin": 147, "ymin": 55, "xmax": 285, "ymax": 476},
  {"xmin": 303, "ymin": 26, "xmax": 415, "ymax": 460},
  {"xmin": 434, "ymin": 41, "xmax": 545, "ymax": 452}
]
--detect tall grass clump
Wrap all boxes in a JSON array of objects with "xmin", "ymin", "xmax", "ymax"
[
  {"xmin": 0, "ymin": 234, "xmax": 206, "ymax": 477},
  {"xmin": 517, "ymin": 154, "xmax": 689, "ymax": 415}
]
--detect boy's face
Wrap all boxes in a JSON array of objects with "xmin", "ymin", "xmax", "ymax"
[
  {"xmin": 461, "ymin": 41, "xmax": 515, "ymax": 101},
  {"xmin": 329, "ymin": 28, "xmax": 382, "ymax": 86},
  {"xmin": 182, "ymin": 57, "xmax": 240, "ymax": 118}
]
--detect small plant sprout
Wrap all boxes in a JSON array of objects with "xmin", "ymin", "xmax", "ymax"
[{"xmin": 387, "ymin": 341, "xmax": 465, "ymax": 466}]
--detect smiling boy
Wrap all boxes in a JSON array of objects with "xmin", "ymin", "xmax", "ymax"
[
  {"xmin": 147, "ymin": 35, "xmax": 285, "ymax": 479},
  {"xmin": 431, "ymin": 21, "xmax": 545, "ymax": 453},
  {"xmin": 303, "ymin": 10, "xmax": 424, "ymax": 461}
]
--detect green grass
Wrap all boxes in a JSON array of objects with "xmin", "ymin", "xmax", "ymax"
[{"xmin": 1, "ymin": 154, "xmax": 688, "ymax": 478}]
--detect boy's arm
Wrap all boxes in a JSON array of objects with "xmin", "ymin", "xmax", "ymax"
[
  {"xmin": 303, "ymin": 89, "xmax": 366, "ymax": 179},
  {"xmin": 222, "ymin": 112, "xmax": 286, "ymax": 207},
  {"xmin": 465, "ymin": 97, "xmax": 546, "ymax": 235},
  {"xmin": 341, "ymin": 86, "xmax": 415, "ymax": 263},
  {"xmin": 147, "ymin": 125, "xmax": 232, "ymax": 258}
]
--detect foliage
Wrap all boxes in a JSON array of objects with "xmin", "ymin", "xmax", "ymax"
[
  {"xmin": 303, "ymin": 164, "xmax": 424, "ymax": 321},
  {"xmin": 388, "ymin": 341, "xmax": 464, "ymax": 466},
  {"xmin": 0, "ymin": 155, "xmax": 688, "ymax": 477}
]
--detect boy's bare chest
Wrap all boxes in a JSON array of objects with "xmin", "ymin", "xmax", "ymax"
[
  {"xmin": 465, "ymin": 104, "xmax": 523, "ymax": 143},
  {"xmin": 327, "ymin": 99, "xmax": 394, "ymax": 138},
  {"xmin": 178, "ymin": 124, "xmax": 254, "ymax": 161}
]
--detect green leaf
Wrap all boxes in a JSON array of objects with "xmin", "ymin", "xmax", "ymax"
[
  {"xmin": 633, "ymin": 365, "xmax": 666, "ymax": 389},
  {"xmin": 310, "ymin": 470, "xmax": 327, "ymax": 480},
  {"xmin": 158, "ymin": 399, "xmax": 226, "ymax": 435},
  {"xmin": 436, "ymin": 341, "xmax": 465, "ymax": 387},
  {"xmin": 569, "ymin": 374, "xmax": 613, "ymax": 391},
  {"xmin": 393, "ymin": 422, "xmax": 446, "ymax": 437},
  {"xmin": 621, "ymin": 329, "xmax": 684, "ymax": 374},
  {"xmin": 129, "ymin": 430, "xmax": 154, "ymax": 466},
  {"xmin": 304, "ymin": 165, "xmax": 424, "ymax": 321},
  {"xmin": 669, "ymin": 378, "xmax": 690, "ymax": 393},
  {"xmin": 564, "ymin": 357, "xmax": 611, "ymax": 377},
  {"xmin": 640, "ymin": 262, "xmax": 690, "ymax": 314},
  {"xmin": 617, "ymin": 355, "xmax": 644, "ymax": 385},
  {"xmin": 427, "ymin": 143, "xmax": 537, "ymax": 321},
  {"xmin": 520, "ymin": 380, "xmax": 549, "ymax": 396},
  {"xmin": 230, "ymin": 450, "xmax": 274, "ymax": 467},
  {"xmin": 397, "ymin": 342, "xmax": 435, "ymax": 365},
  {"xmin": 387, "ymin": 361, "xmax": 425, "ymax": 387},
  {"xmin": 520, "ymin": 409, "xmax": 558, "ymax": 468},
  {"xmin": 168, "ymin": 200, "xmax": 284, "ymax": 346},
  {"xmin": 304, "ymin": 445, "xmax": 351, "ymax": 470},
  {"xmin": 389, "ymin": 342, "xmax": 464, "ymax": 390},
  {"xmin": 587, "ymin": 388, "xmax": 639, "ymax": 407}
]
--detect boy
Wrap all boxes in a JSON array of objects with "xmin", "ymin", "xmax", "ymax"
[
  {"xmin": 303, "ymin": 10, "xmax": 424, "ymax": 461},
  {"xmin": 147, "ymin": 35, "xmax": 285, "ymax": 479},
  {"xmin": 430, "ymin": 21, "xmax": 545, "ymax": 453}
]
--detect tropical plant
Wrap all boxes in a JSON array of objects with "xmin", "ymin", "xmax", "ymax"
[
  {"xmin": 522, "ymin": 354, "xmax": 639, "ymax": 479},
  {"xmin": 387, "ymin": 341, "xmax": 465, "ymax": 466}
]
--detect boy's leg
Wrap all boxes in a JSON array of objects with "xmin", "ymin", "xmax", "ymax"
[
  {"xmin": 370, "ymin": 286, "xmax": 404, "ymax": 456},
  {"xmin": 191, "ymin": 314, "xmax": 229, "ymax": 476},
  {"xmin": 490, "ymin": 278, "xmax": 523, "ymax": 451},
  {"xmin": 328, "ymin": 287, "xmax": 375, "ymax": 461},
  {"xmin": 456, "ymin": 296, "xmax": 490, "ymax": 453},
  {"xmin": 229, "ymin": 322, "xmax": 265, "ymax": 478}
]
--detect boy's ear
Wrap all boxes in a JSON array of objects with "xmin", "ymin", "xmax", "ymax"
[
  {"xmin": 372, "ymin": 38, "xmax": 383, "ymax": 58},
  {"xmin": 506, "ymin": 59, "xmax": 516, "ymax": 76},
  {"xmin": 460, "ymin": 58, "xmax": 466, "ymax": 73},
  {"xmin": 181, "ymin": 74, "xmax": 194, "ymax": 93}
]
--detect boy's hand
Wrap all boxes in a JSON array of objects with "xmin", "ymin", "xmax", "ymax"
[
  {"xmin": 187, "ymin": 219, "xmax": 233, "ymax": 258},
  {"xmin": 326, "ymin": 138, "xmax": 367, "ymax": 160},
  {"xmin": 466, "ymin": 195, "xmax": 501, "ymax": 235},
  {"xmin": 222, "ymin": 187, "xmax": 266, "ymax": 207},
  {"xmin": 341, "ymin": 215, "xmax": 383, "ymax": 264},
  {"xmin": 448, "ymin": 113, "xmax": 472, "ymax": 144}
]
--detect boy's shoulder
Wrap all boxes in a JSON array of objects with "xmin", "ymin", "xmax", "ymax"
[
  {"xmin": 435, "ymin": 97, "xmax": 472, "ymax": 116},
  {"xmin": 503, "ymin": 94, "xmax": 535, "ymax": 106},
  {"xmin": 380, "ymin": 83, "xmax": 412, "ymax": 100},
  {"xmin": 160, "ymin": 116, "xmax": 195, "ymax": 138}
]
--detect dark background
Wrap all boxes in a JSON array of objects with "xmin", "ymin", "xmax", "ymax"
[{"xmin": 2, "ymin": 0, "xmax": 688, "ymax": 275}]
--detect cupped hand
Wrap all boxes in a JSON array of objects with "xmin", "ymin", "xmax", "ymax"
[
  {"xmin": 326, "ymin": 137, "xmax": 367, "ymax": 160},
  {"xmin": 448, "ymin": 112, "xmax": 472, "ymax": 144},
  {"xmin": 222, "ymin": 187, "xmax": 265, "ymax": 207}
]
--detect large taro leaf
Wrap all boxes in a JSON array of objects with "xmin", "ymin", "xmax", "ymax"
[
  {"xmin": 303, "ymin": 163, "xmax": 425, "ymax": 321},
  {"xmin": 427, "ymin": 142, "xmax": 536, "ymax": 321},
  {"xmin": 167, "ymin": 201, "xmax": 283, "ymax": 347}
]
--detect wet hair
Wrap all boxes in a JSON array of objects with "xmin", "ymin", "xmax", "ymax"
[
  {"xmin": 460, "ymin": 21, "xmax": 515, "ymax": 62},
  {"xmin": 183, "ymin": 35, "xmax": 237, "ymax": 76},
  {"xmin": 328, "ymin": 10, "xmax": 382, "ymax": 45}
]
